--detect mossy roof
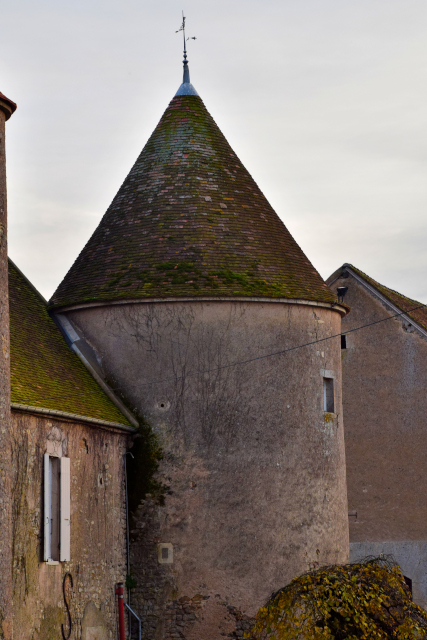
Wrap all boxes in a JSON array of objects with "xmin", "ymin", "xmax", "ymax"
[
  {"xmin": 50, "ymin": 92, "xmax": 336, "ymax": 308},
  {"xmin": 344, "ymin": 264, "xmax": 427, "ymax": 332},
  {"xmin": 9, "ymin": 259, "xmax": 131, "ymax": 426}
]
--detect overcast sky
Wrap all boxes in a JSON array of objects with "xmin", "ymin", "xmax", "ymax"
[{"xmin": 2, "ymin": 0, "xmax": 427, "ymax": 302}]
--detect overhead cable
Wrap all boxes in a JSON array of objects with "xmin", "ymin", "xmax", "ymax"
[{"xmin": 15, "ymin": 300, "xmax": 427, "ymax": 403}]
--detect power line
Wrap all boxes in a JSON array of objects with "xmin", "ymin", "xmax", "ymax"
[
  {"xmin": 14, "ymin": 300, "xmax": 427, "ymax": 404},
  {"xmin": 134, "ymin": 301, "xmax": 427, "ymax": 386}
]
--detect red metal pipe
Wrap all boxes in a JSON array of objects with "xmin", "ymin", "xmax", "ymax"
[{"xmin": 116, "ymin": 582, "xmax": 125, "ymax": 640}]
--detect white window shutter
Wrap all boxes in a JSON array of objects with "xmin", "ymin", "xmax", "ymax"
[
  {"xmin": 43, "ymin": 454, "xmax": 51, "ymax": 561},
  {"xmin": 60, "ymin": 457, "xmax": 71, "ymax": 561}
]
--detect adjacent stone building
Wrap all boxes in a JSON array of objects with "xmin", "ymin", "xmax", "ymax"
[
  {"xmin": 1, "ymin": 86, "xmax": 142, "ymax": 639},
  {"xmin": 327, "ymin": 264, "xmax": 427, "ymax": 608},
  {"xmin": 9, "ymin": 258, "xmax": 136, "ymax": 638},
  {"xmin": 49, "ymin": 60, "xmax": 350, "ymax": 637},
  {"xmin": 0, "ymin": 91, "xmax": 17, "ymax": 640}
]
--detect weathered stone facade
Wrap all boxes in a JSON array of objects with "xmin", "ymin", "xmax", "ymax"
[
  {"xmin": 0, "ymin": 92, "xmax": 16, "ymax": 640},
  {"xmin": 62, "ymin": 299, "xmax": 349, "ymax": 639},
  {"xmin": 328, "ymin": 265, "xmax": 427, "ymax": 609},
  {"xmin": 47, "ymin": 58, "xmax": 352, "ymax": 637},
  {"xmin": 11, "ymin": 409, "xmax": 129, "ymax": 639},
  {"xmin": 5, "ymin": 225, "xmax": 134, "ymax": 637}
]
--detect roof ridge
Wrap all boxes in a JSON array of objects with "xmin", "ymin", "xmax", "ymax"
[
  {"xmin": 329, "ymin": 263, "xmax": 427, "ymax": 333},
  {"xmin": 8, "ymin": 258, "xmax": 48, "ymax": 304},
  {"xmin": 345, "ymin": 264, "xmax": 423, "ymax": 307}
]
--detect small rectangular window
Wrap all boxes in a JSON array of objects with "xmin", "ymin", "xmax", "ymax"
[
  {"xmin": 341, "ymin": 335, "xmax": 347, "ymax": 349},
  {"xmin": 323, "ymin": 378, "xmax": 334, "ymax": 413},
  {"xmin": 158, "ymin": 543, "xmax": 173, "ymax": 564},
  {"xmin": 44, "ymin": 454, "xmax": 71, "ymax": 562},
  {"xmin": 404, "ymin": 576, "xmax": 413, "ymax": 594}
]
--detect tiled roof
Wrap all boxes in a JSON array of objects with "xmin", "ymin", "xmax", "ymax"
[
  {"xmin": 50, "ymin": 93, "xmax": 336, "ymax": 308},
  {"xmin": 340, "ymin": 264, "xmax": 427, "ymax": 332},
  {"xmin": 9, "ymin": 259, "xmax": 131, "ymax": 426}
]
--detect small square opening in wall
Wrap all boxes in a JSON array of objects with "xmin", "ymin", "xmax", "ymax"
[
  {"xmin": 323, "ymin": 378, "xmax": 334, "ymax": 413},
  {"xmin": 158, "ymin": 543, "xmax": 173, "ymax": 564}
]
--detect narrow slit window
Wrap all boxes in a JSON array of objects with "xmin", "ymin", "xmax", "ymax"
[
  {"xmin": 341, "ymin": 335, "xmax": 347, "ymax": 349},
  {"xmin": 323, "ymin": 378, "xmax": 334, "ymax": 413}
]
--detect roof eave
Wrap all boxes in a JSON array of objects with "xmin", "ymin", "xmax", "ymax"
[
  {"xmin": 11, "ymin": 402, "xmax": 136, "ymax": 433},
  {"xmin": 50, "ymin": 295, "xmax": 349, "ymax": 316}
]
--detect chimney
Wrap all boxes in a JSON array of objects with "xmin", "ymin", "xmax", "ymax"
[{"xmin": 0, "ymin": 90, "xmax": 16, "ymax": 640}]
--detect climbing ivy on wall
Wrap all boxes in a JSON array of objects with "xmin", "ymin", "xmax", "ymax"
[
  {"xmin": 126, "ymin": 416, "xmax": 166, "ymax": 512},
  {"xmin": 251, "ymin": 557, "xmax": 427, "ymax": 640}
]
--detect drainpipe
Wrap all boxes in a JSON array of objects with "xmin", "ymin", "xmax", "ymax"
[
  {"xmin": 125, "ymin": 604, "xmax": 142, "ymax": 640},
  {"xmin": 116, "ymin": 582, "xmax": 125, "ymax": 640}
]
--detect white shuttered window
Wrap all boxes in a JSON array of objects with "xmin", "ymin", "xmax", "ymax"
[
  {"xmin": 43, "ymin": 454, "xmax": 50, "ymax": 562},
  {"xmin": 43, "ymin": 455, "xmax": 71, "ymax": 562}
]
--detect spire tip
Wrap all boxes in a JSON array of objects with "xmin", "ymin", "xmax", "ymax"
[{"xmin": 175, "ymin": 12, "xmax": 199, "ymax": 96}]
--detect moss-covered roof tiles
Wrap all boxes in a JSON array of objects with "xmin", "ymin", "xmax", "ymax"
[
  {"xmin": 50, "ymin": 93, "xmax": 336, "ymax": 308},
  {"xmin": 346, "ymin": 264, "xmax": 427, "ymax": 332},
  {"xmin": 9, "ymin": 259, "xmax": 131, "ymax": 426}
]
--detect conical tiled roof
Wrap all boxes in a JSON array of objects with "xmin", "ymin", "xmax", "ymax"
[{"xmin": 50, "ymin": 89, "xmax": 336, "ymax": 308}]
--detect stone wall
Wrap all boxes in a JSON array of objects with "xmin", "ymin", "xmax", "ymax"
[
  {"xmin": 11, "ymin": 409, "xmax": 129, "ymax": 639},
  {"xmin": 0, "ymin": 104, "xmax": 12, "ymax": 639},
  {"xmin": 65, "ymin": 299, "xmax": 349, "ymax": 639},
  {"xmin": 350, "ymin": 542, "xmax": 427, "ymax": 610},
  {"xmin": 331, "ymin": 272, "xmax": 427, "ymax": 608}
]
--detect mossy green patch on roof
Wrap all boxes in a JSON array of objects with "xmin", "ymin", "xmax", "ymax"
[
  {"xmin": 345, "ymin": 264, "xmax": 427, "ymax": 332},
  {"xmin": 50, "ymin": 93, "xmax": 336, "ymax": 309},
  {"xmin": 9, "ymin": 259, "xmax": 131, "ymax": 426}
]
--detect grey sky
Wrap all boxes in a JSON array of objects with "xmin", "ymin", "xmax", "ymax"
[{"xmin": 2, "ymin": 0, "xmax": 427, "ymax": 302}]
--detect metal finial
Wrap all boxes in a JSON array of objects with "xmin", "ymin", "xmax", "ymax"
[
  {"xmin": 176, "ymin": 12, "xmax": 188, "ymax": 77},
  {"xmin": 174, "ymin": 11, "xmax": 199, "ymax": 96}
]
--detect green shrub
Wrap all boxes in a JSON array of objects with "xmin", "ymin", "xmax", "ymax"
[{"xmin": 252, "ymin": 556, "xmax": 427, "ymax": 639}]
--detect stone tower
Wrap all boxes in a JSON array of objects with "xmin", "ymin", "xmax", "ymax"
[
  {"xmin": 0, "ymin": 90, "xmax": 16, "ymax": 639},
  {"xmin": 50, "ymin": 60, "xmax": 349, "ymax": 638}
]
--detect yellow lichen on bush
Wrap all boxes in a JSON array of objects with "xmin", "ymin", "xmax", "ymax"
[{"xmin": 251, "ymin": 557, "xmax": 427, "ymax": 640}]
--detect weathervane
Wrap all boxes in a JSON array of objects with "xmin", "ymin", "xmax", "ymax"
[{"xmin": 176, "ymin": 11, "xmax": 196, "ymax": 70}]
